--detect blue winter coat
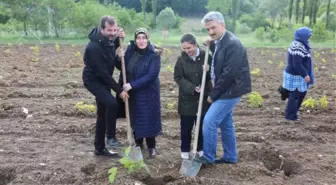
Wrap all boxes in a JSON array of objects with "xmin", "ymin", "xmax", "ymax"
[{"xmin": 117, "ymin": 41, "xmax": 162, "ymax": 139}]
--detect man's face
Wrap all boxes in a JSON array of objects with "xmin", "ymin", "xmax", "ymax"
[
  {"xmin": 204, "ymin": 20, "xmax": 225, "ymax": 40},
  {"xmin": 181, "ymin": 42, "xmax": 197, "ymax": 57},
  {"xmin": 101, "ymin": 22, "xmax": 118, "ymax": 40}
]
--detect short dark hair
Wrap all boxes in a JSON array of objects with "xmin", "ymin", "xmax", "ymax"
[
  {"xmin": 180, "ymin": 33, "xmax": 197, "ymax": 45},
  {"xmin": 100, "ymin": 15, "xmax": 116, "ymax": 28}
]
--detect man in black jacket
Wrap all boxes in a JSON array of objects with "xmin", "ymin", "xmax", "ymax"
[
  {"xmin": 196, "ymin": 12, "xmax": 252, "ymax": 164},
  {"xmin": 82, "ymin": 15, "xmax": 129, "ymax": 156}
]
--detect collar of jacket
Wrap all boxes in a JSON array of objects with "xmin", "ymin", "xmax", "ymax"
[
  {"xmin": 181, "ymin": 47, "xmax": 204, "ymax": 62},
  {"xmin": 213, "ymin": 31, "xmax": 231, "ymax": 48}
]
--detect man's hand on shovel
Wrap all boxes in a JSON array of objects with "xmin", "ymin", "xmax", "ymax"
[{"xmin": 119, "ymin": 91, "xmax": 129, "ymax": 102}]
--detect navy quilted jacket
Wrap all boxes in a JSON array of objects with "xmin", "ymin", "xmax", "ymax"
[{"xmin": 117, "ymin": 41, "xmax": 162, "ymax": 139}]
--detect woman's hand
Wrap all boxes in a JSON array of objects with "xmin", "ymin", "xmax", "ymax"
[
  {"xmin": 123, "ymin": 83, "xmax": 132, "ymax": 92},
  {"xmin": 304, "ymin": 75, "xmax": 311, "ymax": 83}
]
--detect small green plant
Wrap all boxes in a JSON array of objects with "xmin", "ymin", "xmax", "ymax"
[
  {"xmin": 71, "ymin": 44, "xmax": 76, "ymax": 48},
  {"xmin": 31, "ymin": 57, "xmax": 40, "ymax": 62},
  {"xmin": 7, "ymin": 42, "xmax": 12, "ymax": 47},
  {"xmin": 30, "ymin": 45, "xmax": 40, "ymax": 55},
  {"xmin": 167, "ymin": 102, "xmax": 175, "ymax": 109},
  {"xmin": 55, "ymin": 43, "xmax": 60, "ymax": 52},
  {"xmin": 279, "ymin": 61, "xmax": 285, "ymax": 69},
  {"xmin": 75, "ymin": 51, "xmax": 81, "ymax": 57},
  {"xmin": 74, "ymin": 101, "xmax": 96, "ymax": 112},
  {"xmin": 108, "ymin": 167, "xmax": 118, "ymax": 184},
  {"xmin": 319, "ymin": 96, "xmax": 328, "ymax": 109},
  {"xmin": 166, "ymin": 64, "xmax": 174, "ymax": 73},
  {"xmin": 332, "ymin": 74, "xmax": 336, "ymax": 79},
  {"xmin": 271, "ymin": 53, "xmax": 276, "ymax": 57},
  {"xmin": 251, "ymin": 68, "xmax": 261, "ymax": 76},
  {"xmin": 119, "ymin": 147, "xmax": 149, "ymax": 173},
  {"xmin": 248, "ymin": 91, "xmax": 263, "ymax": 108},
  {"xmin": 314, "ymin": 67, "xmax": 319, "ymax": 72},
  {"xmin": 314, "ymin": 52, "xmax": 320, "ymax": 59},
  {"xmin": 302, "ymin": 97, "xmax": 317, "ymax": 109},
  {"xmin": 267, "ymin": 60, "xmax": 273, "ymax": 64},
  {"xmin": 321, "ymin": 58, "xmax": 326, "ymax": 65}
]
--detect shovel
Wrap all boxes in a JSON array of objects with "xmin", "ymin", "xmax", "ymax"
[
  {"xmin": 119, "ymin": 37, "xmax": 143, "ymax": 161},
  {"xmin": 179, "ymin": 44, "xmax": 210, "ymax": 177}
]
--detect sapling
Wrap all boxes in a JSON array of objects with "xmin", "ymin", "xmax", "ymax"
[
  {"xmin": 279, "ymin": 61, "xmax": 285, "ymax": 69},
  {"xmin": 166, "ymin": 64, "xmax": 174, "ymax": 73},
  {"xmin": 55, "ymin": 43, "xmax": 60, "ymax": 52},
  {"xmin": 108, "ymin": 167, "xmax": 117, "ymax": 184},
  {"xmin": 75, "ymin": 51, "xmax": 81, "ymax": 57},
  {"xmin": 167, "ymin": 102, "xmax": 175, "ymax": 109},
  {"xmin": 74, "ymin": 101, "xmax": 96, "ymax": 112},
  {"xmin": 302, "ymin": 97, "xmax": 317, "ymax": 109},
  {"xmin": 248, "ymin": 92, "xmax": 263, "ymax": 108},
  {"xmin": 251, "ymin": 68, "xmax": 261, "ymax": 76},
  {"xmin": 319, "ymin": 96, "xmax": 328, "ymax": 109},
  {"xmin": 267, "ymin": 60, "xmax": 273, "ymax": 64},
  {"xmin": 321, "ymin": 58, "xmax": 326, "ymax": 65}
]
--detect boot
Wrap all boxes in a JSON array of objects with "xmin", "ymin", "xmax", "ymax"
[{"xmin": 148, "ymin": 148, "xmax": 156, "ymax": 159}]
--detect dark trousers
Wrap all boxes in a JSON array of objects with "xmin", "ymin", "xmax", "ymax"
[
  {"xmin": 180, "ymin": 115, "xmax": 203, "ymax": 152},
  {"xmin": 85, "ymin": 82, "xmax": 118, "ymax": 151},
  {"xmin": 133, "ymin": 131, "xmax": 156, "ymax": 149},
  {"xmin": 285, "ymin": 90, "xmax": 307, "ymax": 120}
]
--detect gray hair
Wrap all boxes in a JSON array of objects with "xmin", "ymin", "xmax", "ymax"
[{"xmin": 201, "ymin": 11, "xmax": 225, "ymax": 24}]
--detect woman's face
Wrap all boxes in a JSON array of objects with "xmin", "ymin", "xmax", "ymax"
[
  {"xmin": 135, "ymin": 33, "xmax": 148, "ymax": 49},
  {"xmin": 181, "ymin": 42, "xmax": 197, "ymax": 57}
]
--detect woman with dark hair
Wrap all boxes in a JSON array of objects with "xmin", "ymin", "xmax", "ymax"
[
  {"xmin": 117, "ymin": 28, "xmax": 163, "ymax": 158},
  {"xmin": 282, "ymin": 27, "xmax": 314, "ymax": 121},
  {"xmin": 174, "ymin": 33, "xmax": 212, "ymax": 160}
]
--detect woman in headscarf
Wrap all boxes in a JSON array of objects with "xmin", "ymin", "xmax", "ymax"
[
  {"xmin": 174, "ymin": 33, "xmax": 212, "ymax": 160},
  {"xmin": 117, "ymin": 28, "xmax": 162, "ymax": 158},
  {"xmin": 282, "ymin": 27, "xmax": 314, "ymax": 121}
]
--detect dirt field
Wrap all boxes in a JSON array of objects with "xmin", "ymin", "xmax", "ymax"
[{"xmin": 0, "ymin": 44, "xmax": 335, "ymax": 185}]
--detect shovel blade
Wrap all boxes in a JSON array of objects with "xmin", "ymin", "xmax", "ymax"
[
  {"xmin": 179, "ymin": 159, "xmax": 202, "ymax": 177},
  {"xmin": 128, "ymin": 146, "xmax": 143, "ymax": 161}
]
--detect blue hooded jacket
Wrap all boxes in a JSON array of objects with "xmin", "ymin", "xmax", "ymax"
[{"xmin": 285, "ymin": 27, "xmax": 314, "ymax": 85}]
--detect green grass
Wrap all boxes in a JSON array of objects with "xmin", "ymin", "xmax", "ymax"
[{"xmin": 1, "ymin": 30, "xmax": 335, "ymax": 48}]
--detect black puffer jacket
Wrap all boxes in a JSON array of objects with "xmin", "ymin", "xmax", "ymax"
[{"xmin": 82, "ymin": 27, "xmax": 122, "ymax": 94}]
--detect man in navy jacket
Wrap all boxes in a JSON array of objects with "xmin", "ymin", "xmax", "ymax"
[
  {"xmin": 82, "ymin": 16, "xmax": 129, "ymax": 156},
  {"xmin": 196, "ymin": 12, "xmax": 252, "ymax": 164}
]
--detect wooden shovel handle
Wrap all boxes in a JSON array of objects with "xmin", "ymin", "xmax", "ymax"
[{"xmin": 192, "ymin": 44, "xmax": 210, "ymax": 155}]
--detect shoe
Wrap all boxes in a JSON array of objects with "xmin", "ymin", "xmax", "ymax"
[
  {"xmin": 194, "ymin": 156, "xmax": 211, "ymax": 164},
  {"xmin": 106, "ymin": 138, "xmax": 121, "ymax": 147},
  {"xmin": 197, "ymin": 151, "xmax": 203, "ymax": 157},
  {"xmin": 95, "ymin": 148, "xmax": 119, "ymax": 157},
  {"xmin": 135, "ymin": 143, "xmax": 144, "ymax": 150},
  {"xmin": 148, "ymin": 148, "xmax": 156, "ymax": 159},
  {"xmin": 214, "ymin": 158, "xmax": 237, "ymax": 164},
  {"xmin": 181, "ymin": 152, "xmax": 189, "ymax": 160}
]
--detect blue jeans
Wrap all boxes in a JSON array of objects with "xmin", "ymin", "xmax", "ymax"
[{"xmin": 202, "ymin": 97, "xmax": 240, "ymax": 163}]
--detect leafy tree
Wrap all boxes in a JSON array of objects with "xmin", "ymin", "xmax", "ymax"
[{"xmin": 156, "ymin": 7, "xmax": 176, "ymax": 29}]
